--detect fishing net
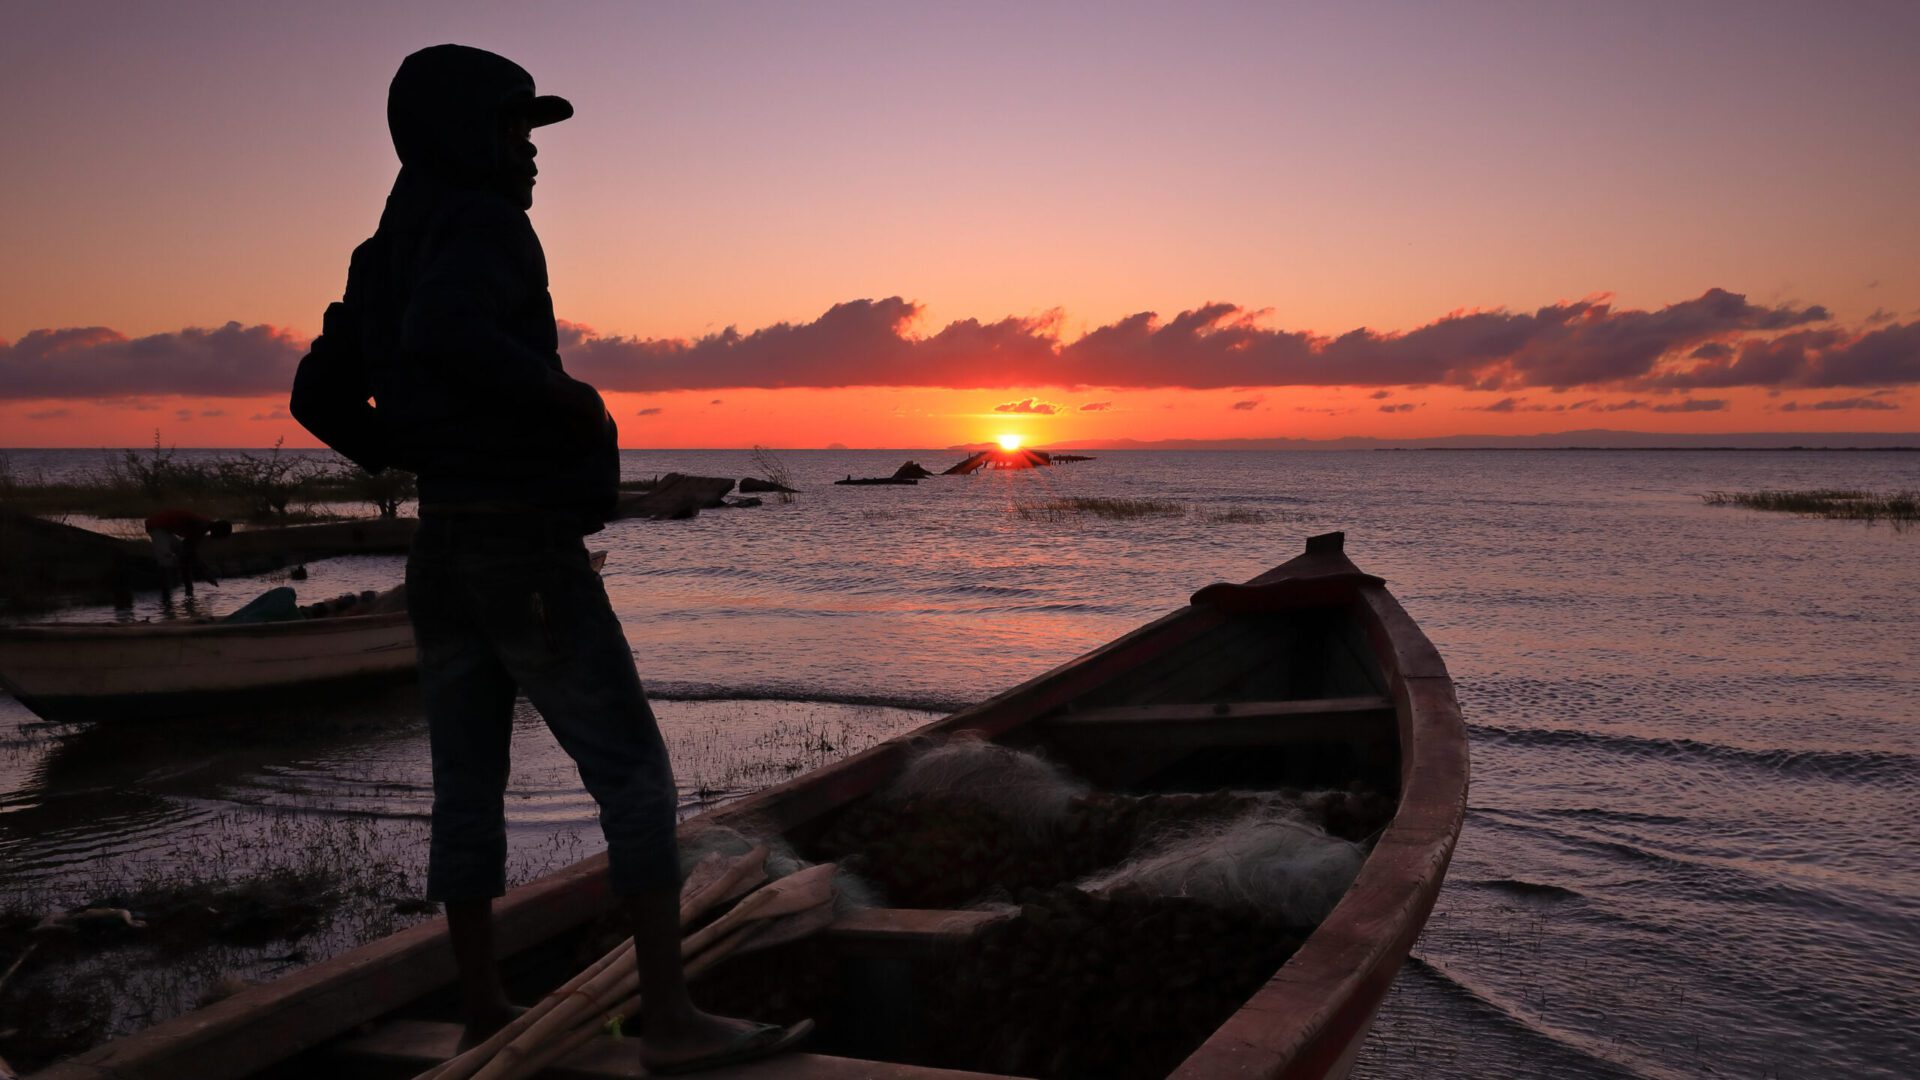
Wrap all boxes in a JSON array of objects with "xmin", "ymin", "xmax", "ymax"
[
  {"xmin": 1077, "ymin": 803, "xmax": 1365, "ymax": 924},
  {"xmin": 880, "ymin": 732, "xmax": 1088, "ymax": 832}
]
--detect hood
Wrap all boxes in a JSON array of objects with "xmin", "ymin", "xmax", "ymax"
[{"xmin": 386, "ymin": 44, "xmax": 571, "ymax": 186}]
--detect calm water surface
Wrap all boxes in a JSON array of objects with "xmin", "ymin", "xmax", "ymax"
[{"xmin": 2, "ymin": 449, "xmax": 1916, "ymax": 1077}]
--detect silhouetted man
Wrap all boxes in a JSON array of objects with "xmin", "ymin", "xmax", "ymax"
[
  {"xmin": 291, "ymin": 44, "xmax": 801, "ymax": 1072},
  {"xmin": 143, "ymin": 507, "xmax": 231, "ymax": 594}
]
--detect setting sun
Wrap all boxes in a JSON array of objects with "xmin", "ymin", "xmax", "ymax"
[{"xmin": 996, "ymin": 434, "xmax": 1024, "ymax": 450}]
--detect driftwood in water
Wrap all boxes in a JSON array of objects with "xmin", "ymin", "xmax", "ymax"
[
  {"xmin": 612, "ymin": 473, "xmax": 736, "ymax": 520},
  {"xmin": 739, "ymin": 477, "xmax": 798, "ymax": 494},
  {"xmin": 834, "ymin": 475, "xmax": 917, "ymax": 486}
]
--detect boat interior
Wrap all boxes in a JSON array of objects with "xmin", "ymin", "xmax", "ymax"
[{"xmin": 322, "ymin": 560, "xmax": 1409, "ymax": 1080}]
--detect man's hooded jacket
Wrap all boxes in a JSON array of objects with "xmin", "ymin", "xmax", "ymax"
[{"xmin": 291, "ymin": 45, "xmax": 618, "ymax": 529}]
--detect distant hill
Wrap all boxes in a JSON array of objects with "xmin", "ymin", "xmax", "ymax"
[{"xmin": 957, "ymin": 430, "xmax": 1920, "ymax": 451}]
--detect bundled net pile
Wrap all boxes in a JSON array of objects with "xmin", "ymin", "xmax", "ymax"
[
  {"xmin": 811, "ymin": 736, "xmax": 1388, "ymax": 912},
  {"xmin": 605, "ymin": 740, "xmax": 1392, "ymax": 1079},
  {"xmin": 805, "ymin": 736, "xmax": 1390, "ymax": 1078},
  {"xmin": 922, "ymin": 887, "xmax": 1310, "ymax": 1078}
]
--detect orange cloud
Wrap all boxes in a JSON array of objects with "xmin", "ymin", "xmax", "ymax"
[{"xmin": 994, "ymin": 397, "xmax": 1060, "ymax": 414}]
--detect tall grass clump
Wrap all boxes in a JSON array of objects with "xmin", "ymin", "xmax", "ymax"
[
  {"xmin": 1703, "ymin": 488, "xmax": 1919, "ymax": 526},
  {"xmin": 327, "ymin": 464, "xmax": 416, "ymax": 518},
  {"xmin": 0, "ymin": 434, "xmax": 419, "ymax": 524},
  {"xmin": 84, "ymin": 435, "xmax": 334, "ymax": 522},
  {"xmin": 749, "ymin": 444, "xmax": 797, "ymax": 504}
]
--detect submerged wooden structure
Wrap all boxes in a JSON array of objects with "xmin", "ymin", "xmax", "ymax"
[
  {"xmin": 613, "ymin": 474, "xmax": 736, "ymax": 520},
  {"xmin": 942, "ymin": 448, "xmax": 1054, "ymax": 474},
  {"xmin": 29, "ymin": 532, "xmax": 1466, "ymax": 1079}
]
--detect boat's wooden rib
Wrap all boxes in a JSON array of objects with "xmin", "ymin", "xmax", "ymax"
[{"xmin": 336, "ymin": 1021, "xmax": 1011, "ymax": 1079}]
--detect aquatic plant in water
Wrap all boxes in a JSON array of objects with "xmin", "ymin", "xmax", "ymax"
[
  {"xmin": 1702, "ymin": 488, "xmax": 1919, "ymax": 526},
  {"xmin": 1015, "ymin": 497, "xmax": 1187, "ymax": 521}
]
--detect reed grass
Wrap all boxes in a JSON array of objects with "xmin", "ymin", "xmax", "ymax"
[
  {"xmin": 0, "ymin": 437, "xmax": 412, "ymax": 523},
  {"xmin": 1702, "ymin": 488, "xmax": 1919, "ymax": 525},
  {"xmin": 1203, "ymin": 508, "xmax": 1272, "ymax": 525},
  {"xmin": 1016, "ymin": 497, "xmax": 1185, "ymax": 522},
  {"xmin": 749, "ymin": 445, "xmax": 798, "ymax": 504},
  {"xmin": 1016, "ymin": 498, "xmax": 1276, "ymax": 525}
]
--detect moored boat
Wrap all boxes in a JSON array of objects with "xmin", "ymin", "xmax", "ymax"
[
  {"xmin": 0, "ymin": 552, "xmax": 607, "ymax": 723},
  {"xmin": 0, "ymin": 609, "xmax": 418, "ymax": 723},
  {"xmin": 28, "ymin": 532, "xmax": 1467, "ymax": 1079}
]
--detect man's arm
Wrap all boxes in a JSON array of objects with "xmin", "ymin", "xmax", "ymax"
[
  {"xmin": 291, "ymin": 300, "xmax": 392, "ymax": 473},
  {"xmin": 400, "ymin": 213, "xmax": 601, "ymax": 422}
]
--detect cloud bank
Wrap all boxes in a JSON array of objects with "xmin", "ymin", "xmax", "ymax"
[
  {"xmin": 1, "ymin": 322, "xmax": 306, "ymax": 400},
  {"xmin": 5, "ymin": 291, "xmax": 1916, "ymax": 402}
]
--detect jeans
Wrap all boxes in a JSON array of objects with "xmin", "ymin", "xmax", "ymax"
[{"xmin": 407, "ymin": 513, "xmax": 680, "ymax": 899}]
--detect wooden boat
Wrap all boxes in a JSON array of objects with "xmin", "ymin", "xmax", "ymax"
[
  {"xmin": 29, "ymin": 533, "xmax": 1466, "ymax": 1079},
  {"xmin": 0, "ymin": 607, "xmax": 417, "ymax": 722},
  {"xmin": 0, "ymin": 552, "xmax": 607, "ymax": 723}
]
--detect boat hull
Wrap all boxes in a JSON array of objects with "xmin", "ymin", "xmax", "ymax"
[{"xmin": 0, "ymin": 613, "xmax": 418, "ymax": 722}]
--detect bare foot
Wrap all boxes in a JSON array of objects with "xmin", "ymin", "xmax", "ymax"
[{"xmin": 641, "ymin": 1008, "xmax": 796, "ymax": 1074}]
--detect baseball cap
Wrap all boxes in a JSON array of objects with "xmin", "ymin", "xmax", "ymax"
[{"xmin": 389, "ymin": 44, "xmax": 574, "ymax": 135}]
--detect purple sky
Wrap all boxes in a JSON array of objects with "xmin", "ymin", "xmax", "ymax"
[{"xmin": 2, "ymin": 1, "xmax": 1917, "ymax": 444}]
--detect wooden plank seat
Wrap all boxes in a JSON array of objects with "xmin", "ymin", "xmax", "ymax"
[
  {"xmin": 335, "ymin": 1019, "xmax": 1010, "ymax": 1078},
  {"xmin": 1039, "ymin": 695, "xmax": 1394, "ymax": 747}
]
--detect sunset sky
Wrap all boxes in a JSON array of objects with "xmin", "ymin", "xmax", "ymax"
[{"xmin": 2, "ymin": 1, "xmax": 1916, "ymax": 448}]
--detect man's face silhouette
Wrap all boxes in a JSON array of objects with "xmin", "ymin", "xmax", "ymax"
[{"xmin": 499, "ymin": 112, "xmax": 538, "ymax": 210}]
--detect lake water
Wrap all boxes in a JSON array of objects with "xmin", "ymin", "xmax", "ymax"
[{"xmin": 2, "ymin": 448, "xmax": 1916, "ymax": 1077}]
